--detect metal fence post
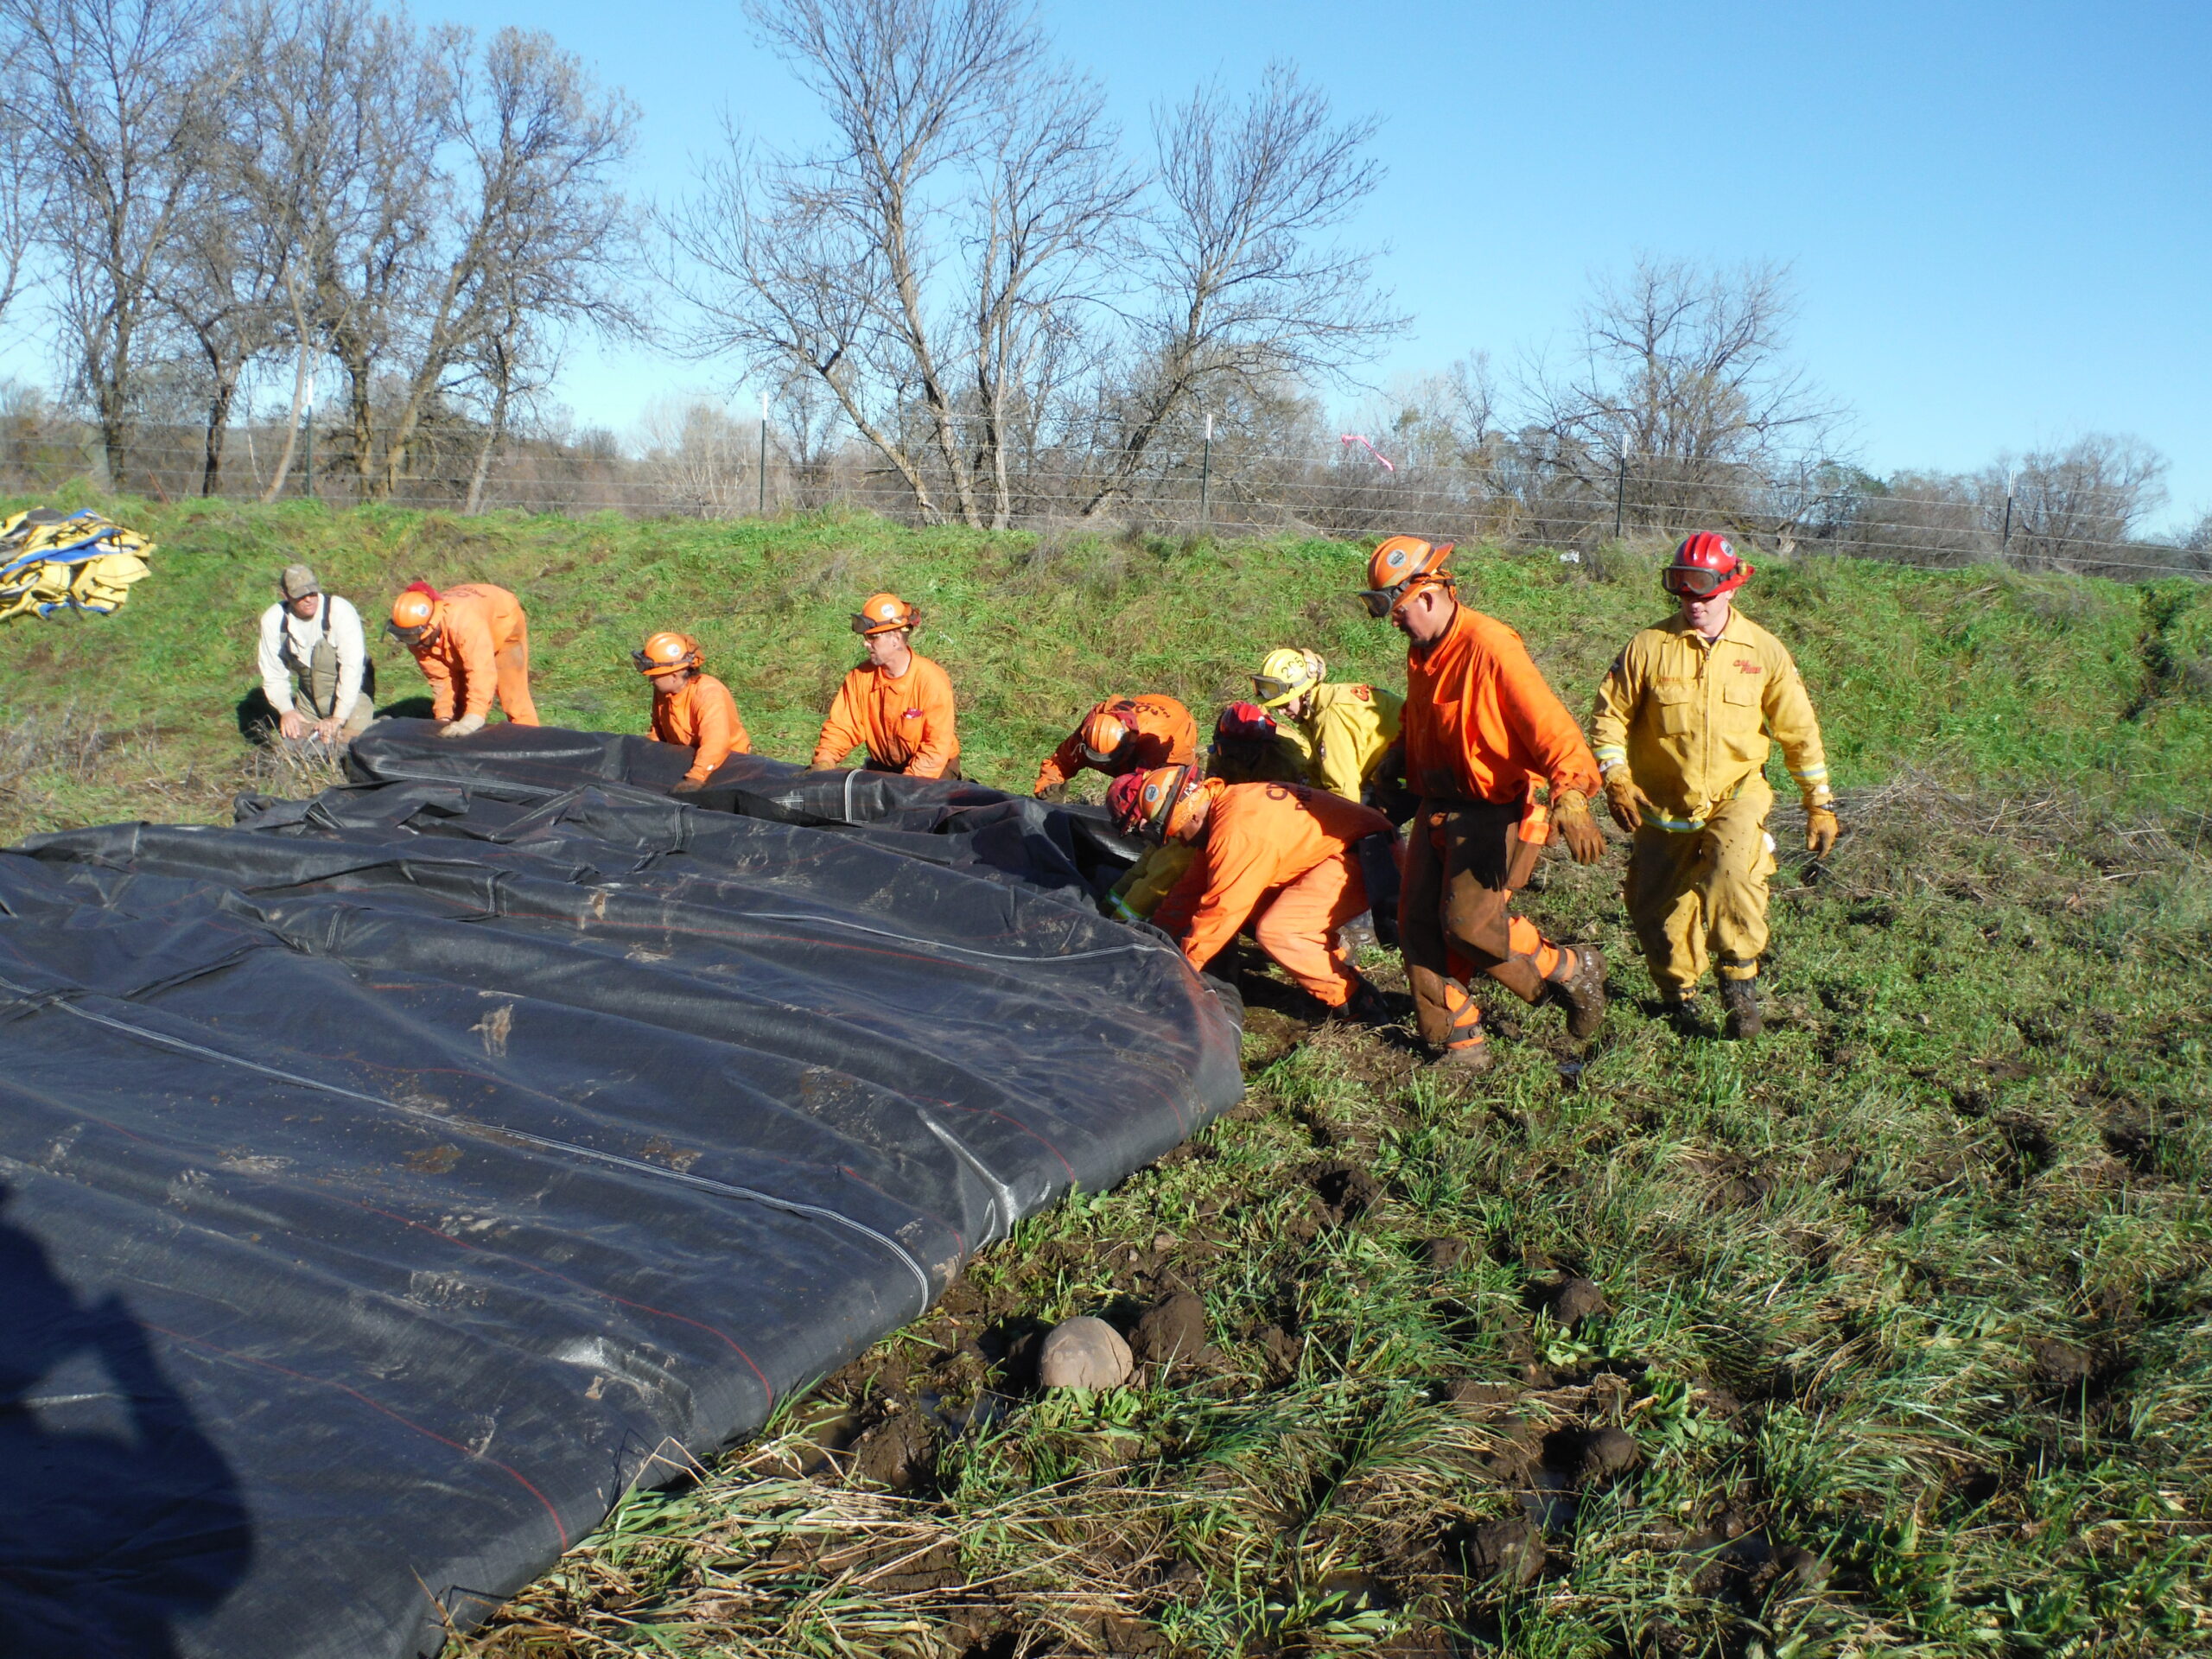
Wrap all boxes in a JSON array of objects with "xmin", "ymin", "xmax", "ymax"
[
  {"xmin": 2000, "ymin": 471, "xmax": 2014, "ymax": 557},
  {"xmin": 1611, "ymin": 450, "xmax": 1628, "ymax": 541},
  {"xmin": 758, "ymin": 392, "xmax": 769, "ymax": 518},
  {"xmin": 1199, "ymin": 412, "xmax": 1212, "ymax": 529}
]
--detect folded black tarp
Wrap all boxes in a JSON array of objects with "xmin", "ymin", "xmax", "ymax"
[{"xmin": 0, "ymin": 722, "xmax": 1242, "ymax": 1659}]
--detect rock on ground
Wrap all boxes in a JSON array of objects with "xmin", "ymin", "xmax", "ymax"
[{"xmin": 1038, "ymin": 1316, "xmax": 1133, "ymax": 1389}]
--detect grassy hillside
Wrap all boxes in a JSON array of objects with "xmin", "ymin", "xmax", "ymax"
[
  {"xmin": 4, "ymin": 496, "xmax": 2210, "ymax": 1657},
  {"xmin": 3, "ymin": 489, "xmax": 2209, "ymax": 842}
]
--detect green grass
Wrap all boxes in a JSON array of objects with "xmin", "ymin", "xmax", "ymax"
[
  {"xmin": 3, "ymin": 491, "xmax": 2209, "ymax": 840},
  {"xmin": 4, "ymin": 495, "xmax": 2209, "ymax": 1656}
]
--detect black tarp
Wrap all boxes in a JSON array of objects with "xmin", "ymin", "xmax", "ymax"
[{"xmin": 0, "ymin": 722, "xmax": 1242, "ymax": 1659}]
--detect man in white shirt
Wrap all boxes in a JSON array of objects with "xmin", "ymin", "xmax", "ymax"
[{"xmin": 256, "ymin": 563, "xmax": 372, "ymax": 749}]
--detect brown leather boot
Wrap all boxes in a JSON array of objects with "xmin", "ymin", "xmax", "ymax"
[
  {"xmin": 1434, "ymin": 1038, "xmax": 1495, "ymax": 1077},
  {"xmin": 1548, "ymin": 944, "xmax": 1608, "ymax": 1040},
  {"xmin": 1720, "ymin": 974, "xmax": 1763, "ymax": 1040}
]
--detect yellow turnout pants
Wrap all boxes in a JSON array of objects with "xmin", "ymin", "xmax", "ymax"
[
  {"xmin": 1110, "ymin": 842, "xmax": 1198, "ymax": 921},
  {"xmin": 1624, "ymin": 775, "xmax": 1776, "ymax": 993}
]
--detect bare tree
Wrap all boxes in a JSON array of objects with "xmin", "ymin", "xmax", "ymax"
[
  {"xmin": 366, "ymin": 26, "xmax": 635, "ymax": 499},
  {"xmin": 225, "ymin": 0, "xmax": 429, "ymax": 500},
  {"xmin": 0, "ymin": 82, "xmax": 48, "ymax": 327},
  {"xmin": 1518, "ymin": 257, "xmax": 1847, "ymax": 537},
  {"xmin": 1999, "ymin": 435, "xmax": 2168, "ymax": 575},
  {"xmin": 1077, "ymin": 63, "xmax": 1400, "ymax": 518},
  {"xmin": 669, "ymin": 0, "xmax": 1131, "ymax": 528},
  {"xmin": 2, "ymin": 0, "xmax": 225, "ymax": 484}
]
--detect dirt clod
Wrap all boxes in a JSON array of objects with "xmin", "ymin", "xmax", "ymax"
[
  {"xmin": 1038, "ymin": 1316, "xmax": 1133, "ymax": 1389},
  {"xmin": 1544, "ymin": 1276, "xmax": 1610, "ymax": 1324},
  {"xmin": 849, "ymin": 1408, "xmax": 934, "ymax": 1491},
  {"xmin": 1453, "ymin": 1515, "xmax": 1547, "ymax": 1587},
  {"xmin": 2024, "ymin": 1336, "xmax": 2094, "ymax": 1391},
  {"xmin": 1576, "ymin": 1425, "xmax": 1642, "ymax": 1484},
  {"xmin": 1129, "ymin": 1290, "xmax": 1209, "ymax": 1368},
  {"xmin": 1422, "ymin": 1236, "xmax": 1468, "ymax": 1271}
]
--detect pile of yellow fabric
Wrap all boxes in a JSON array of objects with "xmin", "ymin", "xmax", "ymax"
[{"xmin": 0, "ymin": 508, "xmax": 156, "ymax": 621}]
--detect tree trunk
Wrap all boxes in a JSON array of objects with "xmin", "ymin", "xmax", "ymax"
[
  {"xmin": 465, "ymin": 379, "xmax": 508, "ymax": 515},
  {"xmin": 262, "ymin": 284, "xmax": 316, "ymax": 502},
  {"xmin": 200, "ymin": 372, "xmax": 238, "ymax": 496}
]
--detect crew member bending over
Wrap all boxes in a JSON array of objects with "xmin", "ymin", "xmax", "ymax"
[
  {"xmin": 385, "ymin": 581, "xmax": 537, "ymax": 735},
  {"xmin": 1111, "ymin": 764, "xmax": 1395, "ymax": 1024}
]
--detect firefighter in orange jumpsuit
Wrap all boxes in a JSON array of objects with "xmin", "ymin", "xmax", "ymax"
[
  {"xmin": 1357, "ymin": 535, "xmax": 1608, "ymax": 1072},
  {"xmin": 1033, "ymin": 695, "xmax": 1196, "ymax": 796},
  {"xmin": 1111, "ymin": 764, "xmax": 1395, "ymax": 1023},
  {"xmin": 810, "ymin": 592, "xmax": 960, "ymax": 779},
  {"xmin": 634, "ymin": 631, "xmax": 752, "ymax": 793},
  {"xmin": 385, "ymin": 581, "xmax": 537, "ymax": 734}
]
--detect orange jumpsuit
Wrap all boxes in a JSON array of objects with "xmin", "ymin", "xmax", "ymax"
[
  {"xmin": 1033, "ymin": 695, "xmax": 1197, "ymax": 794},
  {"xmin": 1152, "ymin": 779, "xmax": 1390, "ymax": 1008},
  {"xmin": 1399, "ymin": 601, "xmax": 1600, "ymax": 1049},
  {"xmin": 410, "ymin": 583, "xmax": 537, "ymax": 725},
  {"xmin": 649, "ymin": 672, "xmax": 752, "ymax": 785},
  {"xmin": 810, "ymin": 652, "xmax": 960, "ymax": 778}
]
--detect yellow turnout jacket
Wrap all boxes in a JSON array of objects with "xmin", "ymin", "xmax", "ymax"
[
  {"xmin": 1590, "ymin": 608, "xmax": 1829, "ymax": 831},
  {"xmin": 1293, "ymin": 682, "xmax": 1403, "ymax": 801}
]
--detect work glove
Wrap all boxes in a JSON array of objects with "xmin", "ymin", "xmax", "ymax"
[
  {"xmin": 438, "ymin": 713, "xmax": 486, "ymax": 738},
  {"xmin": 1805, "ymin": 804, "xmax": 1839, "ymax": 856},
  {"xmin": 1551, "ymin": 789, "xmax": 1607, "ymax": 866},
  {"xmin": 1602, "ymin": 766, "xmax": 1651, "ymax": 833},
  {"xmin": 671, "ymin": 778, "xmax": 704, "ymax": 796}
]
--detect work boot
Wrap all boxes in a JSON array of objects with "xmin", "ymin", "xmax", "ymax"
[
  {"xmin": 1720, "ymin": 975, "xmax": 1764, "ymax": 1040},
  {"xmin": 1433, "ymin": 1038, "xmax": 1495, "ymax": 1077},
  {"xmin": 1662, "ymin": 989, "xmax": 1707, "ymax": 1035},
  {"xmin": 1548, "ymin": 945, "xmax": 1608, "ymax": 1040},
  {"xmin": 1340, "ymin": 975, "xmax": 1397, "ymax": 1029}
]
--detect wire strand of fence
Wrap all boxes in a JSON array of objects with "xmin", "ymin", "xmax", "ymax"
[{"xmin": 10, "ymin": 438, "xmax": 2203, "ymax": 581}]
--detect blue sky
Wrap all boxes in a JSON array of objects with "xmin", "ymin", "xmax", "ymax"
[{"xmin": 17, "ymin": 0, "xmax": 2209, "ymax": 524}]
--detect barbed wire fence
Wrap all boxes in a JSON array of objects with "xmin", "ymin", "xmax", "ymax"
[{"xmin": 3, "ymin": 414, "xmax": 2205, "ymax": 585}]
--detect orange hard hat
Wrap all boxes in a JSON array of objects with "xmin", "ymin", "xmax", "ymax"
[
  {"xmin": 1118, "ymin": 763, "xmax": 1203, "ymax": 842},
  {"xmin": 632, "ymin": 630, "xmax": 703, "ymax": 678},
  {"xmin": 1079, "ymin": 701, "xmax": 1135, "ymax": 766},
  {"xmin": 386, "ymin": 583, "xmax": 440, "ymax": 644},
  {"xmin": 1356, "ymin": 535, "xmax": 1455, "ymax": 618},
  {"xmin": 851, "ymin": 592, "xmax": 919, "ymax": 635}
]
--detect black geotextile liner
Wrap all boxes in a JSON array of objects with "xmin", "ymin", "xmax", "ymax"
[{"xmin": 0, "ymin": 721, "xmax": 1243, "ymax": 1659}]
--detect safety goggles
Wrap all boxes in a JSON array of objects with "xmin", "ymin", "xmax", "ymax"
[
  {"xmin": 1661, "ymin": 563, "xmax": 1737, "ymax": 598},
  {"xmin": 1355, "ymin": 574, "xmax": 1436, "ymax": 619},
  {"xmin": 1249, "ymin": 674, "xmax": 1304, "ymax": 702}
]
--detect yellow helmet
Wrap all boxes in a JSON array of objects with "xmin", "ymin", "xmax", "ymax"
[{"xmin": 1251, "ymin": 647, "xmax": 1325, "ymax": 709}]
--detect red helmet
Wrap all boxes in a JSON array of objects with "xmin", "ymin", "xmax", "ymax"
[
  {"xmin": 1214, "ymin": 702, "xmax": 1278, "ymax": 744},
  {"xmin": 1663, "ymin": 532, "xmax": 1753, "ymax": 599},
  {"xmin": 1106, "ymin": 769, "xmax": 1147, "ymax": 831}
]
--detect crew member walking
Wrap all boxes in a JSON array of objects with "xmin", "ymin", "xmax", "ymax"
[
  {"xmin": 1591, "ymin": 532, "xmax": 1837, "ymax": 1038},
  {"xmin": 1358, "ymin": 534, "xmax": 1608, "ymax": 1072},
  {"xmin": 810, "ymin": 593, "xmax": 960, "ymax": 779}
]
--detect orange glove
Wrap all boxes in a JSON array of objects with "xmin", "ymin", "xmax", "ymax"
[
  {"xmin": 1602, "ymin": 767, "xmax": 1650, "ymax": 833},
  {"xmin": 1805, "ymin": 804, "xmax": 1839, "ymax": 856},
  {"xmin": 1552, "ymin": 789, "xmax": 1605, "ymax": 865}
]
